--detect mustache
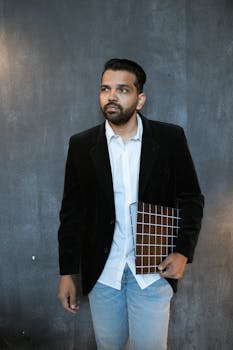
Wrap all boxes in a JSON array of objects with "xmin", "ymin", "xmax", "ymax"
[{"xmin": 103, "ymin": 102, "xmax": 121, "ymax": 109}]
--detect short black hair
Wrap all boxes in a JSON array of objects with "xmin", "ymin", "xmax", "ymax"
[{"xmin": 102, "ymin": 58, "xmax": 146, "ymax": 93}]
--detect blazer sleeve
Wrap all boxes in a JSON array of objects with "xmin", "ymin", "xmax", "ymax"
[
  {"xmin": 174, "ymin": 127, "xmax": 204, "ymax": 262},
  {"xmin": 58, "ymin": 137, "xmax": 85, "ymax": 275}
]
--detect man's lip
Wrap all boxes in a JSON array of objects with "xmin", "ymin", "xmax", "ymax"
[{"xmin": 105, "ymin": 104, "xmax": 119, "ymax": 110}]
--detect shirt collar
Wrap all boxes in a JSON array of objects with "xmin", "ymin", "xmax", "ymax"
[{"xmin": 105, "ymin": 114, "xmax": 143, "ymax": 145}]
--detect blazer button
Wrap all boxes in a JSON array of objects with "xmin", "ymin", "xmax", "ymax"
[
  {"xmin": 104, "ymin": 247, "xmax": 109, "ymax": 254},
  {"xmin": 110, "ymin": 219, "xmax": 115, "ymax": 225}
]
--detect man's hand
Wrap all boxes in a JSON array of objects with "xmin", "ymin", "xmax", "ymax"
[
  {"xmin": 158, "ymin": 253, "xmax": 188, "ymax": 279},
  {"xmin": 58, "ymin": 275, "xmax": 80, "ymax": 314}
]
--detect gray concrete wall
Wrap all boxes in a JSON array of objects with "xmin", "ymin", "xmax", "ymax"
[{"xmin": 0, "ymin": 1, "xmax": 232, "ymax": 349}]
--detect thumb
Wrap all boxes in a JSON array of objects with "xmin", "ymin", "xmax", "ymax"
[
  {"xmin": 158, "ymin": 257, "xmax": 170, "ymax": 271},
  {"xmin": 70, "ymin": 294, "xmax": 79, "ymax": 310}
]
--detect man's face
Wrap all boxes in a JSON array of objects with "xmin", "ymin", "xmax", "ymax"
[{"xmin": 100, "ymin": 69, "xmax": 145, "ymax": 125}]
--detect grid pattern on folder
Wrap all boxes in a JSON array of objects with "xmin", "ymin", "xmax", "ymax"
[{"xmin": 135, "ymin": 202, "xmax": 180, "ymax": 274}]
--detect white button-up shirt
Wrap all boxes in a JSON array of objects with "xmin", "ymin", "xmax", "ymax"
[{"xmin": 98, "ymin": 115, "xmax": 161, "ymax": 290}]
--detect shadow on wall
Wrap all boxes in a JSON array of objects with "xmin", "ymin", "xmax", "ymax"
[{"xmin": 0, "ymin": 295, "xmax": 96, "ymax": 350}]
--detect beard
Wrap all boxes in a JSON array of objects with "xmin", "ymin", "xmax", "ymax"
[{"xmin": 101, "ymin": 102, "xmax": 137, "ymax": 126}]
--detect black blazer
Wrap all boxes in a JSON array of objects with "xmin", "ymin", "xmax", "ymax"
[{"xmin": 58, "ymin": 116, "xmax": 204, "ymax": 294}]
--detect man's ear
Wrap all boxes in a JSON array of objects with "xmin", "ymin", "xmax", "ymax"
[{"xmin": 136, "ymin": 92, "xmax": 146, "ymax": 110}]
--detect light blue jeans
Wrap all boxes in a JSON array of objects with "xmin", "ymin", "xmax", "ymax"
[{"xmin": 88, "ymin": 265, "xmax": 173, "ymax": 350}]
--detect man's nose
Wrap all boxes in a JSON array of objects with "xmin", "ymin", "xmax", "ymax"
[{"xmin": 108, "ymin": 90, "xmax": 118, "ymax": 101}]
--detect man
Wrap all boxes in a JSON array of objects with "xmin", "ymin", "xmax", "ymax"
[{"xmin": 58, "ymin": 58, "xmax": 204, "ymax": 350}]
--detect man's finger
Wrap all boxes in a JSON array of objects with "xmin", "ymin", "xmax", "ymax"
[
  {"xmin": 65, "ymin": 298, "xmax": 78, "ymax": 313},
  {"xmin": 159, "ymin": 266, "xmax": 174, "ymax": 278},
  {"xmin": 70, "ymin": 298, "xmax": 80, "ymax": 311},
  {"xmin": 60, "ymin": 296, "xmax": 73, "ymax": 312},
  {"xmin": 158, "ymin": 256, "xmax": 171, "ymax": 272},
  {"xmin": 58, "ymin": 292, "xmax": 79, "ymax": 314}
]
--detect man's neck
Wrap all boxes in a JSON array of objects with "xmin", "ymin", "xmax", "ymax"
[{"xmin": 108, "ymin": 113, "xmax": 138, "ymax": 142}]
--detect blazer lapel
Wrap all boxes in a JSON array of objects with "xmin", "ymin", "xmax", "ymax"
[
  {"xmin": 89, "ymin": 123, "xmax": 115, "ymax": 213},
  {"xmin": 139, "ymin": 117, "xmax": 161, "ymax": 199}
]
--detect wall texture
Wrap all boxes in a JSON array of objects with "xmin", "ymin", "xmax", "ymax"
[{"xmin": 0, "ymin": 1, "xmax": 232, "ymax": 349}]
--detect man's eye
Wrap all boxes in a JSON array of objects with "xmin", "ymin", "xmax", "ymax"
[
  {"xmin": 119, "ymin": 88, "xmax": 128, "ymax": 93},
  {"xmin": 101, "ymin": 87, "xmax": 109, "ymax": 92}
]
